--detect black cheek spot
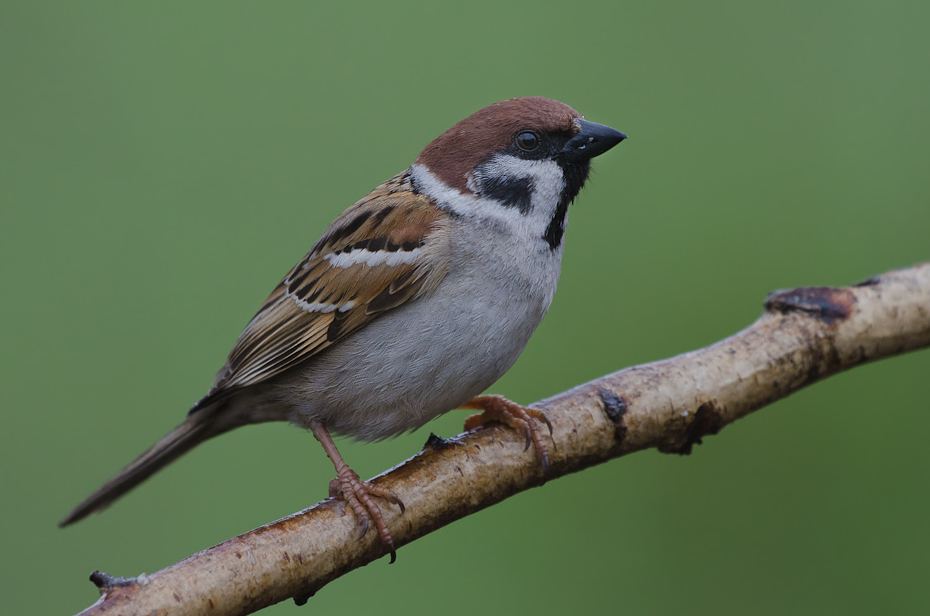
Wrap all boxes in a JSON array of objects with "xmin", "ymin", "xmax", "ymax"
[{"xmin": 482, "ymin": 176, "xmax": 533, "ymax": 215}]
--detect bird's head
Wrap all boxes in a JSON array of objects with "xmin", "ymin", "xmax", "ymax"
[{"xmin": 413, "ymin": 97, "xmax": 626, "ymax": 249}]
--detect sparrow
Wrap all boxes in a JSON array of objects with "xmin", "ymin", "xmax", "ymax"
[{"xmin": 60, "ymin": 97, "xmax": 626, "ymax": 561}]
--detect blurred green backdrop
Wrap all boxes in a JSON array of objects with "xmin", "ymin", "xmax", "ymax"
[{"xmin": 2, "ymin": 1, "xmax": 928, "ymax": 614}]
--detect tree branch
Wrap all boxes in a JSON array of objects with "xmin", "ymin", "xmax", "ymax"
[{"xmin": 74, "ymin": 262, "xmax": 930, "ymax": 616}]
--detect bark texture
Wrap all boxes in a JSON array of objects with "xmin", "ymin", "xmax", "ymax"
[{"xmin": 75, "ymin": 262, "xmax": 930, "ymax": 616}]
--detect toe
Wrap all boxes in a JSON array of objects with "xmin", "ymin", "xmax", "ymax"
[{"xmin": 459, "ymin": 395, "xmax": 553, "ymax": 476}]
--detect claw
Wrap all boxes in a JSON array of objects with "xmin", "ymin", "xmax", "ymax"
[
  {"xmin": 539, "ymin": 450, "xmax": 550, "ymax": 477},
  {"xmin": 541, "ymin": 412, "xmax": 554, "ymax": 436},
  {"xmin": 356, "ymin": 516, "xmax": 369, "ymax": 540},
  {"xmin": 377, "ymin": 488, "xmax": 405, "ymax": 514}
]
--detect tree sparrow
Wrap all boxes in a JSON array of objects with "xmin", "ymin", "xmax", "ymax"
[{"xmin": 60, "ymin": 97, "xmax": 626, "ymax": 561}]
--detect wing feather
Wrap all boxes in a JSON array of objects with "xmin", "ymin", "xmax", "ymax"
[{"xmin": 197, "ymin": 171, "xmax": 449, "ymax": 405}]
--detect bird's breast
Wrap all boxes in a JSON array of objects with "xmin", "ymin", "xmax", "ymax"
[{"xmin": 282, "ymin": 216, "xmax": 563, "ymax": 442}]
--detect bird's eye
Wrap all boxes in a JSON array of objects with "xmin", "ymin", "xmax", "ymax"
[{"xmin": 515, "ymin": 130, "xmax": 540, "ymax": 152}]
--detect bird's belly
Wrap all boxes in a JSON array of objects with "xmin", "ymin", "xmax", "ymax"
[{"xmin": 282, "ymin": 268, "xmax": 555, "ymax": 441}]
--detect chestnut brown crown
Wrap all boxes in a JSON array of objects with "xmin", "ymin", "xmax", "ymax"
[{"xmin": 415, "ymin": 97, "xmax": 583, "ymax": 193}]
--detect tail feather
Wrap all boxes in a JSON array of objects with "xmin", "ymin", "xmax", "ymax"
[{"xmin": 59, "ymin": 410, "xmax": 226, "ymax": 527}]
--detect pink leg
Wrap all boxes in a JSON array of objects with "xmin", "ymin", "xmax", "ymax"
[{"xmin": 309, "ymin": 420, "xmax": 405, "ymax": 563}]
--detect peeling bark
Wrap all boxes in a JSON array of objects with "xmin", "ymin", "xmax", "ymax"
[{"xmin": 73, "ymin": 262, "xmax": 930, "ymax": 616}]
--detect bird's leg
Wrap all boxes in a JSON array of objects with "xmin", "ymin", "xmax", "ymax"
[
  {"xmin": 461, "ymin": 394, "xmax": 554, "ymax": 475},
  {"xmin": 308, "ymin": 420, "xmax": 405, "ymax": 563}
]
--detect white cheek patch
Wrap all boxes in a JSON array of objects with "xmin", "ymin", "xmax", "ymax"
[
  {"xmin": 324, "ymin": 248, "xmax": 422, "ymax": 268},
  {"xmin": 411, "ymin": 162, "xmax": 567, "ymax": 246},
  {"xmin": 469, "ymin": 156, "xmax": 566, "ymax": 225},
  {"xmin": 411, "ymin": 163, "xmax": 479, "ymax": 214}
]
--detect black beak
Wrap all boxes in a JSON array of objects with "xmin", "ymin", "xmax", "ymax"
[{"xmin": 562, "ymin": 119, "xmax": 627, "ymax": 162}]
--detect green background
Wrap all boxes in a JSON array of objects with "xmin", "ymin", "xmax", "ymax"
[{"xmin": 2, "ymin": 2, "xmax": 928, "ymax": 614}]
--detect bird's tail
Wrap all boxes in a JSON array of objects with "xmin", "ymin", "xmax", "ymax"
[{"xmin": 59, "ymin": 407, "xmax": 232, "ymax": 527}]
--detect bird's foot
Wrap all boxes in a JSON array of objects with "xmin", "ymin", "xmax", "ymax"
[
  {"xmin": 328, "ymin": 469, "xmax": 405, "ymax": 563},
  {"xmin": 462, "ymin": 394, "xmax": 553, "ymax": 475}
]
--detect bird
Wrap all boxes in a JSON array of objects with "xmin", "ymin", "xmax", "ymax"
[{"xmin": 60, "ymin": 97, "xmax": 626, "ymax": 561}]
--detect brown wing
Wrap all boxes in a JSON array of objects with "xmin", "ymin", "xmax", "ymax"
[{"xmin": 199, "ymin": 171, "xmax": 449, "ymax": 404}]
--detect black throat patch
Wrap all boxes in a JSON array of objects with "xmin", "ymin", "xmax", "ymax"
[{"xmin": 544, "ymin": 160, "xmax": 591, "ymax": 250}]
